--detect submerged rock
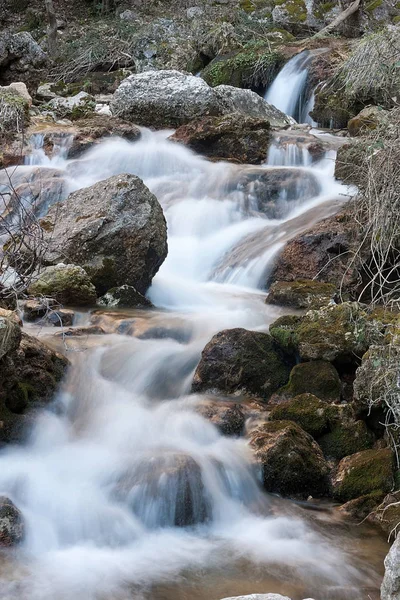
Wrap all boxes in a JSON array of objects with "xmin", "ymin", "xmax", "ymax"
[
  {"xmin": 97, "ymin": 285, "xmax": 152, "ymax": 308},
  {"xmin": 29, "ymin": 264, "xmax": 97, "ymax": 306},
  {"xmin": 36, "ymin": 174, "xmax": 167, "ymax": 296},
  {"xmin": 171, "ymin": 114, "xmax": 271, "ymax": 164},
  {"xmin": 110, "ymin": 70, "xmax": 293, "ymax": 128},
  {"xmin": 116, "ymin": 451, "xmax": 211, "ymax": 527},
  {"xmin": 266, "ymin": 280, "xmax": 336, "ymax": 310},
  {"xmin": 0, "ymin": 497, "xmax": 24, "ymax": 546},
  {"xmin": 249, "ymin": 420, "xmax": 329, "ymax": 498},
  {"xmin": 192, "ymin": 328, "xmax": 292, "ymax": 401},
  {"xmin": 332, "ymin": 448, "xmax": 393, "ymax": 502}
]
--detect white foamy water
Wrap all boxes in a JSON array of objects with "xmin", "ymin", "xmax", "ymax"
[{"xmin": 0, "ymin": 129, "xmax": 371, "ymax": 600}]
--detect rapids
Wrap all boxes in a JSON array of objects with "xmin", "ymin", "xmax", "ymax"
[{"xmin": 0, "ymin": 127, "xmax": 386, "ymax": 600}]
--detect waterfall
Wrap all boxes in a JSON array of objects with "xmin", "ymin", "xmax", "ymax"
[
  {"xmin": 0, "ymin": 130, "xmax": 375, "ymax": 600},
  {"xmin": 25, "ymin": 132, "xmax": 74, "ymax": 166},
  {"xmin": 264, "ymin": 51, "xmax": 312, "ymax": 122}
]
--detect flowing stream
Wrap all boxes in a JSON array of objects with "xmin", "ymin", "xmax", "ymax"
[{"xmin": 0, "ymin": 123, "xmax": 388, "ymax": 600}]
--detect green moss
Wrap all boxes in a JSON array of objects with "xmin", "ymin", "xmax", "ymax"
[
  {"xmin": 393, "ymin": 15, "xmax": 400, "ymax": 23},
  {"xmin": 202, "ymin": 48, "xmax": 284, "ymax": 88},
  {"xmin": 277, "ymin": 360, "xmax": 341, "ymax": 403},
  {"xmin": 269, "ymin": 314, "xmax": 302, "ymax": 355},
  {"xmin": 273, "ymin": 0, "xmax": 307, "ymax": 21},
  {"xmin": 270, "ymin": 393, "xmax": 331, "ymax": 437},
  {"xmin": 313, "ymin": 0, "xmax": 335, "ymax": 17},
  {"xmin": 318, "ymin": 420, "xmax": 374, "ymax": 460},
  {"xmin": 266, "ymin": 279, "xmax": 335, "ymax": 310},
  {"xmin": 334, "ymin": 448, "xmax": 394, "ymax": 502}
]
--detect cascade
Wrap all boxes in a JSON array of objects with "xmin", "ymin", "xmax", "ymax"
[{"xmin": 0, "ymin": 128, "xmax": 384, "ymax": 600}]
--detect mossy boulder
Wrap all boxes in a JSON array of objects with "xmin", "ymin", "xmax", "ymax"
[
  {"xmin": 0, "ymin": 316, "xmax": 22, "ymax": 360},
  {"xmin": 29, "ymin": 264, "xmax": 97, "ymax": 306},
  {"xmin": 274, "ymin": 360, "xmax": 341, "ymax": 403},
  {"xmin": 192, "ymin": 328, "xmax": 293, "ymax": 401},
  {"xmin": 266, "ymin": 280, "xmax": 336, "ymax": 310},
  {"xmin": 348, "ymin": 105, "xmax": 390, "ymax": 136},
  {"xmin": 269, "ymin": 393, "xmax": 332, "ymax": 437},
  {"xmin": 0, "ymin": 88, "xmax": 30, "ymax": 138},
  {"xmin": 269, "ymin": 314, "xmax": 303, "ymax": 355},
  {"xmin": 249, "ymin": 420, "xmax": 330, "ymax": 498},
  {"xmin": 353, "ymin": 345, "xmax": 400, "ymax": 412},
  {"xmin": 202, "ymin": 47, "xmax": 283, "ymax": 89},
  {"xmin": 332, "ymin": 448, "xmax": 394, "ymax": 502},
  {"xmin": 170, "ymin": 114, "xmax": 271, "ymax": 164},
  {"xmin": 47, "ymin": 92, "xmax": 96, "ymax": 120},
  {"xmin": 318, "ymin": 420, "xmax": 374, "ymax": 460},
  {"xmin": 272, "ymin": 0, "xmax": 307, "ymax": 32}
]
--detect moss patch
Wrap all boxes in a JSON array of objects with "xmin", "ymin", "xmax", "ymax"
[
  {"xmin": 318, "ymin": 420, "xmax": 374, "ymax": 460},
  {"xmin": 276, "ymin": 360, "xmax": 341, "ymax": 403},
  {"xmin": 269, "ymin": 393, "xmax": 331, "ymax": 437},
  {"xmin": 333, "ymin": 448, "xmax": 394, "ymax": 502}
]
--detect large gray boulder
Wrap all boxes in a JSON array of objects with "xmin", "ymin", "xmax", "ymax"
[
  {"xmin": 38, "ymin": 174, "xmax": 167, "ymax": 295},
  {"xmin": 0, "ymin": 31, "xmax": 47, "ymax": 71},
  {"xmin": 110, "ymin": 70, "xmax": 293, "ymax": 128},
  {"xmin": 382, "ymin": 532, "xmax": 400, "ymax": 600},
  {"xmin": 0, "ymin": 496, "xmax": 25, "ymax": 546}
]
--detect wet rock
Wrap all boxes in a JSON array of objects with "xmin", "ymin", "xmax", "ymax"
[
  {"xmin": 55, "ymin": 325, "xmax": 105, "ymax": 337},
  {"xmin": 318, "ymin": 420, "xmax": 374, "ymax": 460},
  {"xmin": 0, "ymin": 332, "xmax": 69, "ymax": 444},
  {"xmin": 116, "ymin": 451, "xmax": 211, "ymax": 527},
  {"xmin": 35, "ymin": 174, "xmax": 167, "ymax": 296},
  {"xmin": 192, "ymin": 328, "xmax": 292, "ymax": 401},
  {"xmin": 195, "ymin": 399, "xmax": 245, "ymax": 436},
  {"xmin": 171, "ymin": 114, "xmax": 271, "ymax": 164},
  {"xmin": 368, "ymin": 491, "xmax": 400, "ymax": 537},
  {"xmin": 97, "ymin": 285, "xmax": 152, "ymax": 308},
  {"xmin": 22, "ymin": 298, "xmax": 57, "ymax": 322},
  {"xmin": 249, "ymin": 420, "xmax": 329, "ymax": 498},
  {"xmin": 348, "ymin": 105, "xmax": 390, "ymax": 136},
  {"xmin": 67, "ymin": 115, "xmax": 141, "ymax": 158},
  {"xmin": 269, "ymin": 393, "xmax": 333, "ymax": 438},
  {"xmin": 110, "ymin": 70, "xmax": 293, "ymax": 128},
  {"xmin": 382, "ymin": 531, "xmax": 400, "ymax": 600},
  {"xmin": 272, "ymin": 361, "xmax": 341, "ymax": 403},
  {"xmin": 266, "ymin": 280, "xmax": 336, "ymax": 310},
  {"xmin": 332, "ymin": 448, "xmax": 393, "ymax": 502},
  {"xmin": 7, "ymin": 176, "xmax": 67, "ymax": 219},
  {"xmin": 0, "ymin": 497, "xmax": 24, "ymax": 546},
  {"xmin": 43, "ymin": 308, "xmax": 75, "ymax": 327},
  {"xmin": 267, "ymin": 210, "xmax": 357, "ymax": 289},
  {"xmin": 47, "ymin": 92, "xmax": 96, "ymax": 120},
  {"xmin": 28, "ymin": 264, "xmax": 97, "ymax": 307},
  {"xmin": 221, "ymin": 596, "xmax": 292, "ymax": 600}
]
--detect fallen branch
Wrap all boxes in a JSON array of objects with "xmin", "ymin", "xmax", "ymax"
[{"xmin": 312, "ymin": 0, "xmax": 361, "ymax": 38}]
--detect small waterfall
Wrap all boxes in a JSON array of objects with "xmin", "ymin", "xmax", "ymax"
[
  {"xmin": 266, "ymin": 139, "xmax": 313, "ymax": 167},
  {"xmin": 303, "ymin": 89, "xmax": 318, "ymax": 126},
  {"xmin": 264, "ymin": 51, "xmax": 312, "ymax": 121},
  {"xmin": 25, "ymin": 132, "xmax": 73, "ymax": 166}
]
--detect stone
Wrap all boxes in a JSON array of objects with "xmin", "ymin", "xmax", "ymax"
[
  {"xmin": 36, "ymin": 82, "xmax": 58, "ymax": 100},
  {"xmin": 34, "ymin": 174, "xmax": 167, "ymax": 296},
  {"xmin": 3, "ymin": 83, "xmax": 32, "ymax": 105},
  {"xmin": 0, "ymin": 316, "xmax": 21, "ymax": 360},
  {"xmin": 267, "ymin": 210, "xmax": 357, "ymax": 289},
  {"xmin": 195, "ymin": 399, "xmax": 245, "ymax": 436},
  {"xmin": 272, "ymin": 0, "xmax": 307, "ymax": 33},
  {"xmin": 0, "ymin": 31, "xmax": 47, "ymax": 72},
  {"xmin": 119, "ymin": 9, "xmax": 139, "ymax": 21},
  {"xmin": 273, "ymin": 361, "xmax": 341, "ymax": 403},
  {"xmin": 266, "ymin": 280, "xmax": 336, "ymax": 310},
  {"xmin": 192, "ymin": 328, "xmax": 292, "ymax": 401},
  {"xmin": 110, "ymin": 70, "xmax": 293, "ymax": 128},
  {"xmin": 115, "ymin": 451, "xmax": 211, "ymax": 527},
  {"xmin": 318, "ymin": 420, "xmax": 374, "ymax": 460},
  {"xmin": 186, "ymin": 6, "xmax": 204, "ymax": 18},
  {"xmin": 249, "ymin": 420, "xmax": 329, "ymax": 498},
  {"xmin": 339, "ymin": 491, "xmax": 386, "ymax": 522},
  {"xmin": 97, "ymin": 285, "xmax": 152, "ymax": 308},
  {"xmin": 368, "ymin": 491, "xmax": 400, "ymax": 537},
  {"xmin": 0, "ymin": 497, "xmax": 24, "ymax": 546},
  {"xmin": 348, "ymin": 105, "xmax": 390, "ymax": 136},
  {"xmin": 0, "ymin": 88, "xmax": 30, "ymax": 137},
  {"xmin": 221, "ymin": 596, "xmax": 292, "ymax": 600},
  {"xmin": 382, "ymin": 531, "xmax": 400, "ymax": 600},
  {"xmin": 47, "ymin": 92, "xmax": 96, "ymax": 120},
  {"xmin": 0, "ymin": 332, "xmax": 69, "ymax": 444},
  {"xmin": 269, "ymin": 393, "xmax": 333, "ymax": 438},
  {"xmin": 28, "ymin": 264, "xmax": 97, "ymax": 306},
  {"xmin": 332, "ymin": 448, "xmax": 394, "ymax": 502},
  {"xmin": 171, "ymin": 114, "xmax": 271, "ymax": 164},
  {"xmin": 353, "ymin": 345, "xmax": 400, "ymax": 412}
]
